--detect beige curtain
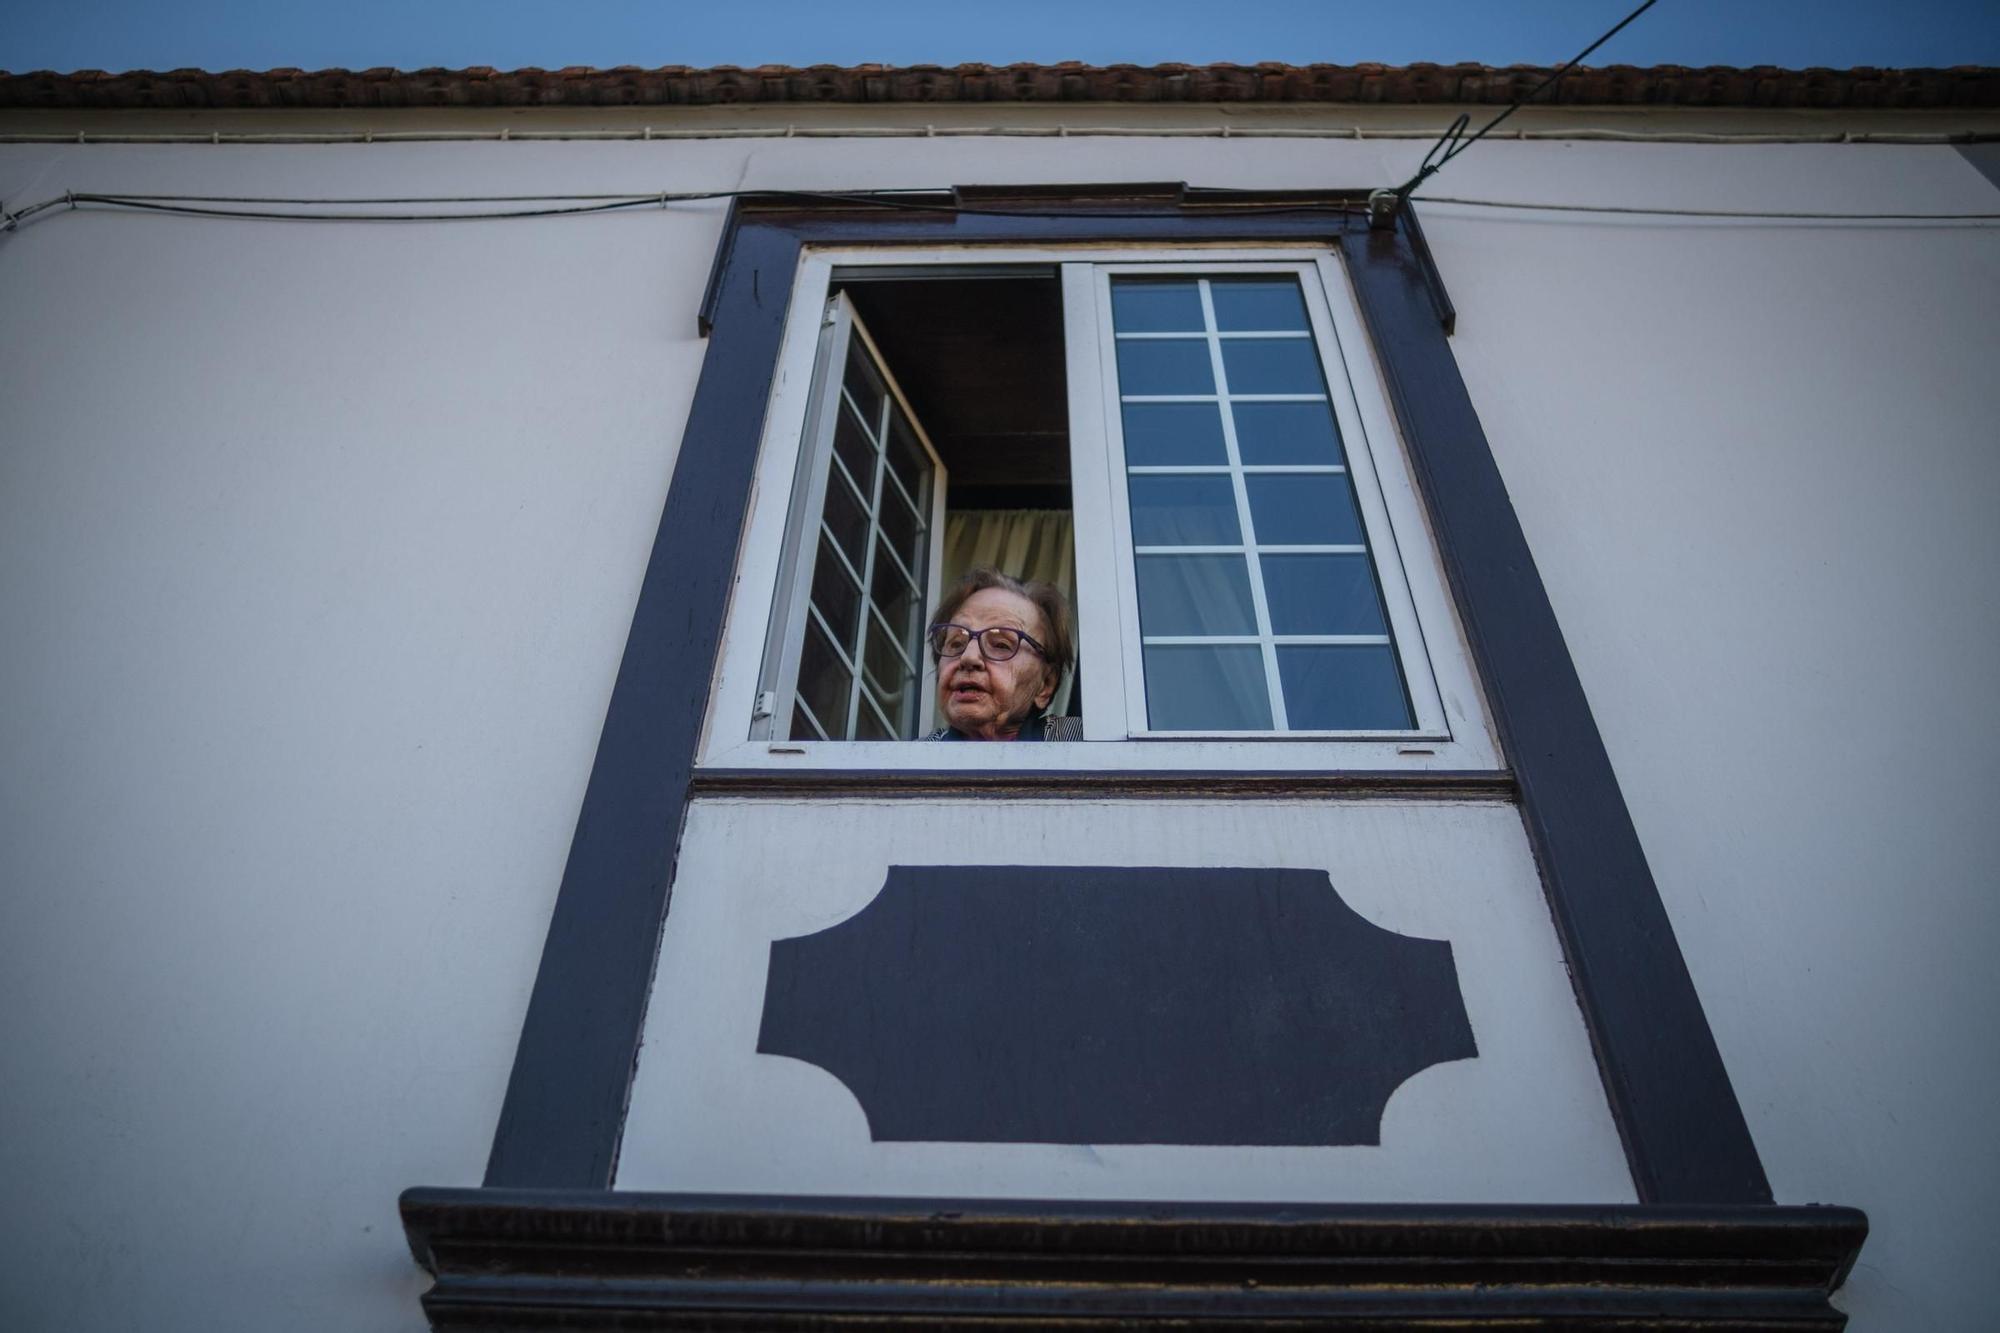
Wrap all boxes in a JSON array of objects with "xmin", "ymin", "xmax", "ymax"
[{"xmin": 941, "ymin": 509, "xmax": 1078, "ymax": 717}]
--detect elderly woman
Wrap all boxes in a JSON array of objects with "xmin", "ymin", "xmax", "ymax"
[{"xmin": 924, "ymin": 567, "xmax": 1082, "ymax": 742}]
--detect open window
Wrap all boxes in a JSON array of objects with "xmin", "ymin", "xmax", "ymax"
[
  {"xmin": 716, "ymin": 246, "xmax": 1495, "ymax": 768},
  {"xmin": 758, "ymin": 293, "xmax": 950, "ymax": 742}
]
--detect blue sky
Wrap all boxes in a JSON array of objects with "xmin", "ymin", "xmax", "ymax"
[{"xmin": 4, "ymin": 0, "xmax": 1996, "ymax": 74}]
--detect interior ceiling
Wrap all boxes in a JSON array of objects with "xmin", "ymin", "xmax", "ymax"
[{"xmin": 842, "ymin": 276, "xmax": 1070, "ymax": 508}]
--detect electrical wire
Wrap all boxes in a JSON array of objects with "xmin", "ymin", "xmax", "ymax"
[
  {"xmin": 1385, "ymin": 0, "xmax": 1661, "ymax": 209},
  {"xmin": 1411, "ymin": 195, "xmax": 2000, "ymax": 221},
  {"xmin": 6, "ymin": 185, "xmax": 1994, "ymax": 235},
  {"xmin": 0, "ymin": 187, "xmax": 1370, "ymax": 232}
]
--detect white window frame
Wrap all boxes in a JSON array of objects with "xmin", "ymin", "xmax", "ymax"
[
  {"xmin": 1076, "ymin": 259, "xmax": 1449, "ymax": 742},
  {"xmin": 755, "ymin": 291, "xmax": 949, "ymax": 743},
  {"xmin": 699, "ymin": 244, "xmax": 1500, "ymax": 774}
]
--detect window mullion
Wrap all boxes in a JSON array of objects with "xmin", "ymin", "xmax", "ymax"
[
  {"xmin": 856, "ymin": 688, "xmax": 896, "ymax": 740},
  {"xmin": 866, "ymin": 599, "xmax": 920, "ymax": 674},
  {"xmin": 818, "ymin": 522, "xmax": 866, "ymax": 588},
  {"xmin": 1063, "ymin": 262, "xmax": 1135, "ymax": 741},
  {"xmin": 791, "ymin": 696, "xmax": 830, "ymax": 741},
  {"xmin": 828, "ymin": 449, "xmax": 868, "ymax": 510},
  {"xmin": 1199, "ymin": 278, "xmax": 1289, "ymax": 731},
  {"xmin": 871, "ymin": 529, "xmax": 922, "ymax": 595},
  {"xmin": 845, "ymin": 398, "xmax": 892, "ymax": 740},
  {"xmin": 805, "ymin": 602, "xmax": 858, "ymax": 670}
]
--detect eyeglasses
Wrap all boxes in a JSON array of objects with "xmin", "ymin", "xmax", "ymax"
[{"xmin": 927, "ymin": 622, "xmax": 1048, "ymax": 663}]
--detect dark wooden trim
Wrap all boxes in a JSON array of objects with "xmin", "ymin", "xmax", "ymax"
[
  {"xmin": 694, "ymin": 196, "xmax": 740, "ymax": 337},
  {"xmin": 480, "ymin": 220, "xmax": 805, "ymax": 1189},
  {"xmin": 480, "ymin": 190, "xmax": 1773, "ymax": 1208},
  {"xmin": 401, "ymin": 1187, "xmax": 1867, "ymax": 1330},
  {"xmin": 1399, "ymin": 200, "xmax": 1457, "ymax": 334},
  {"xmin": 689, "ymin": 766, "xmax": 1517, "ymax": 801},
  {"xmin": 1337, "ymin": 220, "xmax": 1771, "ymax": 1204}
]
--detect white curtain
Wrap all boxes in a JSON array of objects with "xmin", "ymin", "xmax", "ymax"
[{"xmin": 942, "ymin": 509, "xmax": 1078, "ymax": 717}]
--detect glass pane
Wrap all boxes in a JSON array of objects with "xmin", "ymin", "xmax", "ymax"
[
  {"xmin": 1245, "ymin": 474, "xmax": 1364, "ymax": 546},
  {"xmin": 877, "ymin": 484, "xmax": 925, "ymax": 579},
  {"xmin": 1232, "ymin": 401, "xmax": 1344, "ymax": 465},
  {"xmin": 808, "ymin": 535, "xmax": 864, "ymax": 651},
  {"xmin": 883, "ymin": 411, "xmax": 928, "ymax": 514},
  {"xmin": 1116, "ymin": 339, "xmax": 1214, "ymax": 396},
  {"xmin": 1121, "ymin": 402, "xmax": 1227, "ymax": 466},
  {"xmin": 1128, "ymin": 475, "xmax": 1241, "ymax": 546},
  {"xmin": 863, "ymin": 617, "xmax": 919, "ymax": 730},
  {"xmin": 853, "ymin": 693, "xmax": 895, "ymax": 741},
  {"xmin": 1220, "ymin": 340, "xmax": 1326, "ymax": 395},
  {"xmin": 870, "ymin": 535, "xmax": 924, "ymax": 638},
  {"xmin": 1260, "ymin": 553, "xmax": 1390, "ymax": 636},
  {"xmin": 1210, "ymin": 279, "xmax": 1310, "ymax": 332},
  {"xmin": 832, "ymin": 396, "xmax": 876, "ymax": 494},
  {"xmin": 1135, "ymin": 554, "xmax": 1258, "ymax": 636},
  {"xmin": 796, "ymin": 616, "xmax": 854, "ymax": 740},
  {"xmin": 863, "ymin": 608, "xmax": 916, "ymax": 687},
  {"xmin": 789, "ymin": 702, "xmax": 826, "ymax": 742},
  {"xmin": 843, "ymin": 336, "xmax": 886, "ymax": 432},
  {"xmin": 1111, "ymin": 280, "xmax": 1205, "ymax": 333},
  {"xmin": 1143, "ymin": 644, "xmax": 1272, "ymax": 730},
  {"xmin": 822, "ymin": 461, "xmax": 870, "ymax": 571},
  {"xmin": 1278, "ymin": 645, "xmax": 1413, "ymax": 730}
]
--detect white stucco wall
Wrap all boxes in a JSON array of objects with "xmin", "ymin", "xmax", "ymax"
[
  {"xmin": 1, "ymin": 121, "xmax": 1993, "ymax": 1329},
  {"xmin": 0, "ymin": 145, "xmax": 726, "ymax": 1332},
  {"xmin": 1417, "ymin": 143, "xmax": 2000, "ymax": 1332}
]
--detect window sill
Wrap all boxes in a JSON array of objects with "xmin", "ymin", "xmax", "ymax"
[
  {"xmin": 689, "ymin": 761, "xmax": 1515, "ymax": 802},
  {"xmin": 701, "ymin": 735, "xmax": 1499, "ymax": 777}
]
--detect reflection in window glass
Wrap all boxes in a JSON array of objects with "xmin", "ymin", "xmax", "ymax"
[
  {"xmin": 1260, "ymin": 554, "xmax": 1389, "ymax": 636},
  {"xmin": 1219, "ymin": 339, "xmax": 1326, "ymax": 395},
  {"xmin": 1232, "ymin": 402, "xmax": 1343, "ymax": 465},
  {"xmin": 1209, "ymin": 279, "xmax": 1311, "ymax": 332},
  {"xmin": 1116, "ymin": 339, "xmax": 1215, "ymax": 395},
  {"xmin": 1110, "ymin": 280, "xmax": 1206, "ymax": 332},
  {"xmin": 1128, "ymin": 475, "xmax": 1241, "ymax": 546},
  {"xmin": 1110, "ymin": 272, "xmax": 1413, "ymax": 731},
  {"xmin": 1278, "ymin": 645, "xmax": 1412, "ymax": 730},
  {"xmin": 1144, "ymin": 645, "xmax": 1273, "ymax": 730},
  {"xmin": 1121, "ymin": 402, "xmax": 1228, "ymax": 466},
  {"xmin": 1245, "ymin": 474, "xmax": 1364, "ymax": 547},
  {"xmin": 1135, "ymin": 554, "xmax": 1258, "ymax": 636}
]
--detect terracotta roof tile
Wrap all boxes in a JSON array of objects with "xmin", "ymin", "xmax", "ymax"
[{"xmin": 2, "ymin": 61, "xmax": 1995, "ymax": 111}]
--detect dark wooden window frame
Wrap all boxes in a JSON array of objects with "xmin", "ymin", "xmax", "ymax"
[{"xmin": 400, "ymin": 187, "xmax": 1864, "ymax": 1328}]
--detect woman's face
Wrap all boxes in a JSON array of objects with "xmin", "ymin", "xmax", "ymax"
[{"xmin": 936, "ymin": 587, "xmax": 1058, "ymax": 740}]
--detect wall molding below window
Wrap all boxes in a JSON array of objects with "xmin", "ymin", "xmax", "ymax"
[{"xmin": 400, "ymin": 1188, "xmax": 1869, "ymax": 1331}]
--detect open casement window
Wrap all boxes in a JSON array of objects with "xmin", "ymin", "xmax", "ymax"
[
  {"xmin": 759, "ymin": 293, "xmax": 949, "ymax": 741},
  {"xmin": 725, "ymin": 246, "xmax": 1491, "ymax": 768}
]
